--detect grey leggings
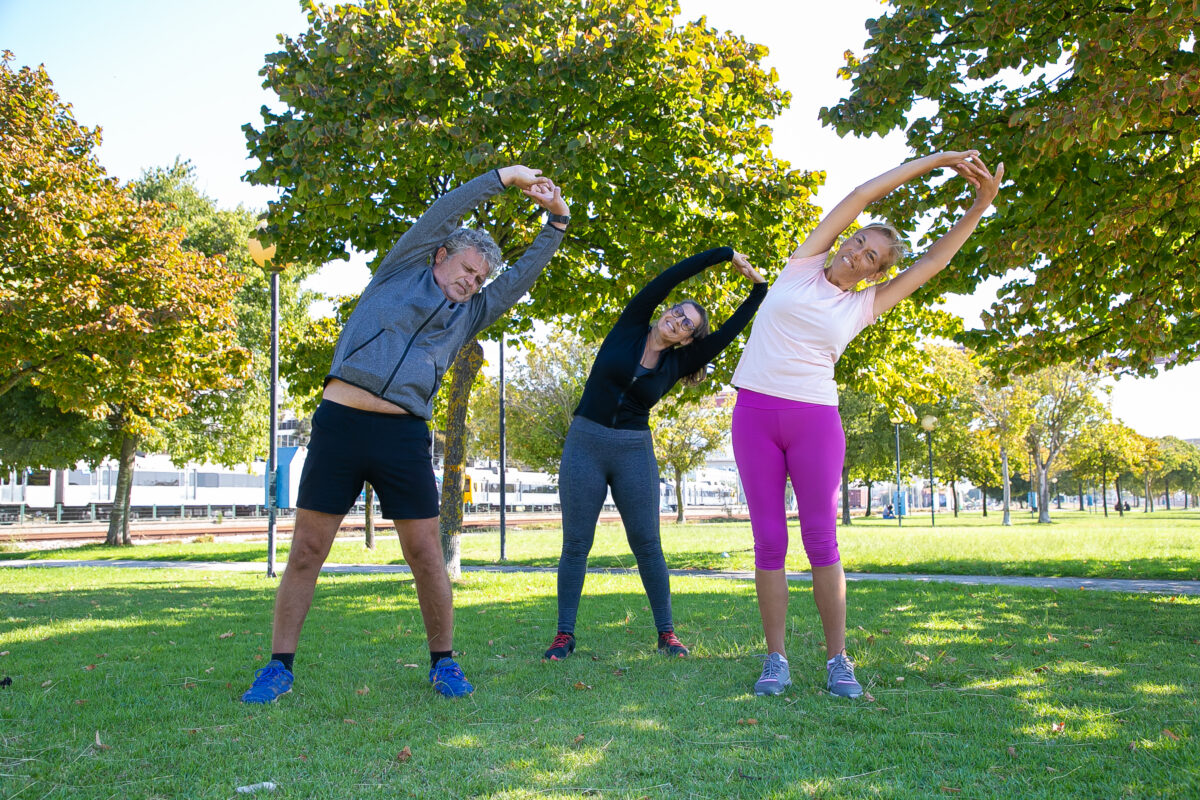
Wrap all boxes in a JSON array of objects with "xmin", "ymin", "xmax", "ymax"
[{"xmin": 556, "ymin": 416, "xmax": 674, "ymax": 634}]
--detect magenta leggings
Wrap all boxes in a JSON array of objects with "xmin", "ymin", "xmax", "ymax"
[{"xmin": 732, "ymin": 389, "xmax": 845, "ymax": 569}]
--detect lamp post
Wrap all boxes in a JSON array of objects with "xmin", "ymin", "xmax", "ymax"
[
  {"xmin": 892, "ymin": 418, "xmax": 903, "ymax": 527},
  {"xmin": 248, "ymin": 226, "xmax": 280, "ymax": 579},
  {"xmin": 921, "ymin": 414, "xmax": 937, "ymax": 527},
  {"xmin": 498, "ymin": 337, "xmax": 507, "ymax": 561}
]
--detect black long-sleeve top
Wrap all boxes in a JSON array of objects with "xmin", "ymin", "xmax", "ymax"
[{"xmin": 573, "ymin": 247, "xmax": 768, "ymax": 430}]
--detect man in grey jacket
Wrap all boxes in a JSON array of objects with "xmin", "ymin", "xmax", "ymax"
[{"xmin": 242, "ymin": 165, "xmax": 569, "ymax": 702}]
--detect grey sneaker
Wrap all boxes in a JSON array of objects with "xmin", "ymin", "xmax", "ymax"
[
  {"xmin": 754, "ymin": 652, "xmax": 791, "ymax": 696},
  {"xmin": 826, "ymin": 653, "xmax": 863, "ymax": 698}
]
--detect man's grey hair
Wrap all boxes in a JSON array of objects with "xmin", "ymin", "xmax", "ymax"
[{"xmin": 441, "ymin": 227, "xmax": 504, "ymax": 276}]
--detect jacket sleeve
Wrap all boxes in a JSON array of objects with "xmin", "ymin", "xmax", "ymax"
[
  {"xmin": 372, "ymin": 170, "xmax": 506, "ymax": 282},
  {"xmin": 467, "ymin": 223, "xmax": 566, "ymax": 334},
  {"xmin": 616, "ymin": 247, "xmax": 734, "ymax": 327},
  {"xmin": 673, "ymin": 281, "xmax": 768, "ymax": 375}
]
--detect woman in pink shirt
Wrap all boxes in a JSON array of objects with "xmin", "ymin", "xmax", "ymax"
[{"xmin": 731, "ymin": 150, "xmax": 1004, "ymax": 698}]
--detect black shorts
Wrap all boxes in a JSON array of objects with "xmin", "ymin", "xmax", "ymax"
[{"xmin": 296, "ymin": 400, "xmax": 439, "ymax": 520}]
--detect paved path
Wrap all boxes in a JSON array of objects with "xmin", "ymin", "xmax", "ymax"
[{"xmin": 2, "ymin": 558, "xmax": 1197, "ymax": 596}]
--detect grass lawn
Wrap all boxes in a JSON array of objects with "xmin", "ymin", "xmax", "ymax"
[
  {"xmin": 1, "ymin": 565, "xmax": 1197, "ymax": 798},
  {"xmin": 5, "ymin": 510, "xmax": 1200, "ymax": 581}
]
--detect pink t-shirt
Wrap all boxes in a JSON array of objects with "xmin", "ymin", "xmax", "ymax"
[{"xmin": 732, "ymin": 251, "xmax": 876, "ymax": 406}]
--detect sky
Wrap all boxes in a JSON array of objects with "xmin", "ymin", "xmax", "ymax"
[{"xmin": 4, "ymin": 0, "xmax": 1197, "ymax": 439}]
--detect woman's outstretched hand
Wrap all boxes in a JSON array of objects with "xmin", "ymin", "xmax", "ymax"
[
  {"xmin": 732, "ymin": 251, "xmax": 767, "ymax": 284},
  {"xmin": 952, "ymin": 154, "xmax": 1005, "ymax": 210}
]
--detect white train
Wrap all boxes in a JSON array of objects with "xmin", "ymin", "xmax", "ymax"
[{"xmin": 2, "ymin": 453, "xmax": 744, "ymax": 523}]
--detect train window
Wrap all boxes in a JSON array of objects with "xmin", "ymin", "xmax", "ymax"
[
  {"xmin": 25, "ymin": 469, "xmax": 51, "ymax": 486},
  {"xmin": 68, "ymin": 469, "xmax": 93, "ymax": 485},
  {"xmin": 134, "ymin": 471, "xmax": 181, "ymax": 487}
]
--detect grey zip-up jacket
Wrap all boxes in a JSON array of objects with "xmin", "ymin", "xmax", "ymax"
[{"xmin": 327, "ymin": 170, "xmax": 565, "ymax": 418}]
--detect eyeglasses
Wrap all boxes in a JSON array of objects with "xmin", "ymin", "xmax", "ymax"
[{"xmin": 669, "ymin": 305, "xmax": 696, "ymax": 333}]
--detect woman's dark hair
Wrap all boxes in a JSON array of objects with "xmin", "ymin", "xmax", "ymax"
[{"xmin": 677, "ymin": 299, "xmax": 711, "ymax": 386}]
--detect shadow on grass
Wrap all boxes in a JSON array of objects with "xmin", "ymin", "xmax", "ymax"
[{"xmin": 1, "ymin": 567, "xmax": 1197, "ymax": 799}]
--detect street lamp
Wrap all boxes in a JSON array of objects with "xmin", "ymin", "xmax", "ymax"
[
  {"xmin": 498, "ymin": 337, "xmax": 507, "ymax": 561},
  {"xmin": 921, "ymin": 414, "xmax": 938, "ymax": 527},
  {"xmin": 248, "ymin": 225, "xmax": 280, "ymax": 579},
  {"xmin": 891, "ymin": 417, "xmax": 903, "ymax": 527}
]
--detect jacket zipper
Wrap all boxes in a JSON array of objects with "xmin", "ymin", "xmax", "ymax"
[{"xmin": 379, "ymin": 299, "xmax": 447, "ymax": 396}]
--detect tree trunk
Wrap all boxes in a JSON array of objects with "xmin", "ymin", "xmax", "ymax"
[
  {"xmin": 1001, "ymin": 447, "xmax": 1012, "ymax": 526},
  {"xmin": 364, "ymin": 482, "xmax": 375, "ymax": 549},
  {"xmin": 981, "ymin": 484, "xmax": 988, "ymax": 517},
  {"xmin": 1144, "ymin": 472, "xmax": 1152, "ymax": 512},
  {"xmin": 1078, "ymin": 480, "xmax": 1085, "ymax": 512},
  {"xmin": 1164, "ymin": 479, "xmax": 1171, "ymax": 510},
  {"xmin": 1115, "ymin": 475, "xmax": 1123, "ymax": 517},
  {"xmin": 105, "ymin": 433, "xmax": 137, "ymax": 546},
  {"xmin": 674, "ymin": 467, "xmax": 685, "ymax": 524},
  {"xmin": 841, "ymin": 464, "xmax": 852, "ymax": 525},
  {"xmin": 864, "ymin": 482, "xmax": 873, "ymax": 518},
  {"xmin": 439, "ymin": 339, "xmax": 484, "ymax": 579},
  {"xmin": 951, "ymin": 478, "xmax": 959, "ymax": 517}
]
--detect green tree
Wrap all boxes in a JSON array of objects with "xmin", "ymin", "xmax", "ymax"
[
  {"xmin": 650, "ymin": 393, "xmax": 731, "ymax": 523},
  {"xmin": 1023, "ymin": 364, "xmax": 1099, "ymax": 523},
  {"xmin": 972, "ymin": 370, "xmax": 1035, "ymax": 525},
  {"xmin": 131, "ymin": 160, "xmax": 317, "ymax": 468},
  {"xmin": 823, "ymin": 2, "xmax": 1200, "ymax": 375},
  {"xmin": 246, "ymin": 0, "xmax": 821, "ymax": 558},
  {"xmin": 500, "ymin": 332, "xmax": 596, "ymax": 474},
  {"xmin": 0, "ymin": 58, "xmax": 251, "ymax": 544}
]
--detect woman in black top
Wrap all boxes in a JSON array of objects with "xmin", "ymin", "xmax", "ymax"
[{"xmin": 544, "ymin": 247, "xmax": 767, "ymax": 661}]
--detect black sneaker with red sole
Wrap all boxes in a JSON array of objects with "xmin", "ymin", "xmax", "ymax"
[
  {"xmin": 543, "ymin": 631, "xmax": 576, "ymax": 661},
  {"xmin": 657, "ymin": 630, "xmax": 689, "ymax": 657}
]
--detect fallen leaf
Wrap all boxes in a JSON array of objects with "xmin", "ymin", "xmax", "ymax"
[
  {"xmin": 0, "ymin": 651, "xmax": 8, "ymax": 656},
  {"xmin": 487, "ymin": 640, "xmax": 494, "ymax": 646},
  {"xmin": 880, "ymin": 629, "xmax": 892, "ymax": 635},
  {"xmin": 219, "ymin": 632, "xmax": 235, "ymax": 639},
  {"xmin": 862, "ymin": 691, "xmax": 876, "ymax": 703},
  {"xmin": 895, "ymin": 676, "xmax": 905, "ymax": 683},
  {"xmin": 1051, "ymin": 722, "xmax": 1066, "ymax": 733},
  {"xmin": 1006, "ymin": 746, "xmax": 1017, "ymax": 758},
  {"xmin": 187, "ymin": 728, "xmax": 198, "ymax": 734},
  {"xmin": 1047, "ymin": 634, "xmax": 1058, "ymax": 642},
  {"xmin": 205, "ymin": 667, "xmax": 215, "ymax": 673},
  {"xmin": 402, "ymin": 664, "xmax": 419, "ymax": 669},
  {"xmin": 737, "ymin": 718, "xmax": 758, "ymax": 726},
  {"xmin": 343, "ymin": 719, "xmax": 356, "ymax": 725},
  {"xmin": 866, "ymin": 635, "xmax": 876, "ymax": 646},
  {"xmin": 940, "ymin": 788, "xmax": 961, "ymax": 794},
  {"xmin": 83, "ymin": 664, "xmax": 96, "ymax": 671},
  {"xmin": 572, "ymin": 681, "xmax": 593, "ymax": 691},
  {"xmin": 41, "ymin": 679, "xmax": 53, "ymax": 688},
  {"xmin": 356, "ymin": 686, "xmax": 370, "ymax": 696},
  {"xmin": 915, "ymin": 652, "xmax": 931, "ymax": 662},
  {"xmin": 396, "ymin": 746, "xmax": 412, "ymax": 762},
  {"xmin": 1128, "ymin": 741, "xmax": 1138, "ymax": 751},
  {"xmin": 93, "ymin": 731, "xmax": 110, "ymax": 751},
  {"xmin": 1046, "ymin": 766, "xmax": 1058, "ymax": 774},
  {"xmin": 1081, "ymin": 643, "xmax": 1092, "ymax": 649},
  {"xmin": 1163, "ymin": 729, "xmax": 1180, "ymax": 741},
  {"xmin": 75, "ymin": 699, "xmax": 87, "ymax": 705},
  {"xmin": 573, "ymin": 734, "xmax": 585, "ymax": 744},
  {"xmin": 612, "ymin": 669, "xmax": 626, "ymax": 676}
]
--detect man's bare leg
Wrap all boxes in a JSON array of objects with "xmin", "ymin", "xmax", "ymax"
[
  {"xmin": 394, "ymin": 517, "xmax": 453, "ymax": 652},
  {"xmin": 271, "ymin": 508, "xmax": 345, "ymax": 653}
]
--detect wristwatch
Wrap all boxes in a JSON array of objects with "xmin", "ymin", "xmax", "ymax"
[{"xmin": 546, "ymin": 213, "xmax": 570, "ymax": 226}]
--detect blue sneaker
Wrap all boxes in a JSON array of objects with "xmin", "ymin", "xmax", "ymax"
[
  {"xmin": 241, "ymin": 659, "xmax": 293, "ymax": 704},
  {"xmin": 428, "ymin": 657, "xmax": 474, "ymax": 697},
  {"xmin": 754, "ymin": 652, "xmax": 791, "ymax": 696},
  {"xmin": 826, "ymin": 653, "xmax": 863, "ymax": 698}
]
